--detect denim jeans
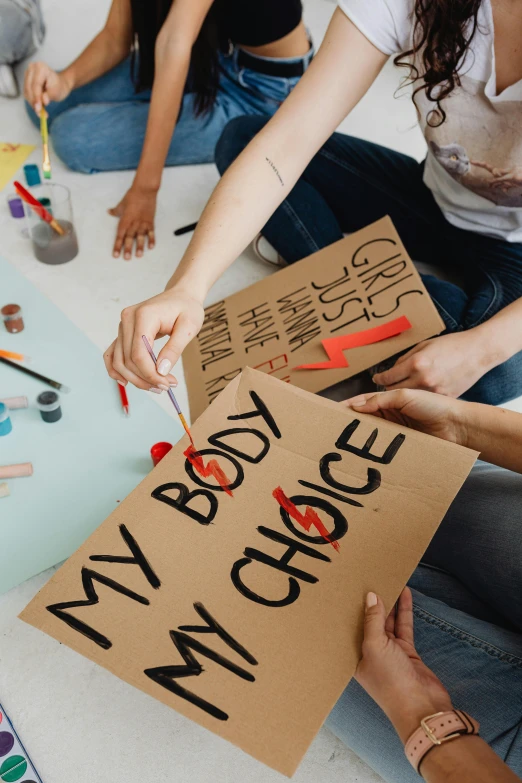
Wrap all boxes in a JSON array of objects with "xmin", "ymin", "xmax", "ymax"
[
  {"xmin": 0, "ymin": 0, "xmax": 44, "ymax": 64},
  {"xmin": 325, "ymin": 461, "xmax": 522, "ymax": 782},
  {"xmin": 26, "ymin": 46, "xmax": 313, "ymax": 173},
  {"xmin": 215, "ymin": 117, "xmax": 522, "ymax": 406}
]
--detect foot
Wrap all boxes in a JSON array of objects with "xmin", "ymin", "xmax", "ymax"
[
  {"xmin": 0, "ymin": 65, "xmax": 19, "ymax": 98},
  {"xmin": 252, "ymin": 234, "xmax": 286, "ymax": 267}
]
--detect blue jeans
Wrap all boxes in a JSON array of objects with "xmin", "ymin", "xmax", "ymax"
[
  {"xmin": 26, "ymin": 47, "xmax": 313, "ymax": 173},
  {"xmin": 326, "ymin": 461, "xmax": 522, "ymax": 782},
  {"xmin": 216, "ymin": 117, "xmax": 522, "ymax": 406}
]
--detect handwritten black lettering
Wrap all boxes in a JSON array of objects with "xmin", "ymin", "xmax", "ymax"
[
  {"xmin": 152, "ymin": 483, "xmax": 218, "ymax": 525},
  {"xmin": 336, "ymin": 420, "xmax": 405, "ymax": 464},
  {"xmin": 205, "ymin": 368, "xmax": 241, "ymax": 403},
  {"xmin": 238, "ymin": 302, "xmax": 279, "ymax": 354},
  {"xmin": 46, "ymin": 525, "xmax": 159, "ymax": 649},
  {"xmin": 228, "ymin": 390, "xmax": 281, "ymax": 439},
  {"xmin": 231, "ymin": 526, "xmax": 330, "ymax": 608},
  {"xmin": 207, "ymin": 428, "xmax": 270, "ymax": 464},
  {"xmin": 144, "ymin": 602, "xmax": 257, "ymax": 722}
]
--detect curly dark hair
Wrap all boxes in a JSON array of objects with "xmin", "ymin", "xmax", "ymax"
[{"xmin": 394, "ymin": 0, "xmax": 482, "ymax": 126}]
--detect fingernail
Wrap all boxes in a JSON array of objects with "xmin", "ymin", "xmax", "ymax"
[
  {"xmin": 372, "ymin": 375, "xmax": 380, "ymax": 383},
  {"xmin": 366, "ymin": 592, "xmax": 377, "ymax": 608},
  {"xmin": 157, "ymin": 383, "xmax": 169, "ymax": 391},
  {"xmin": 148, "ymin": 387, "xmax": 163, "ymax": 394},
  {"xmin": 348, "ymin": 395, "xmax": 367, "ymax": 407},
  {"xmin": 117, "ymin": 380, "xmax": 127, "ymax": 387},
  {"xmin": 157, "ymin": 359, "xmax": 172, "ymax": 377},
  {"xmin": 169, "ymin": 380, "xmax": 178, "ymax": 388},
  {"xmin": 137, "ymin": 251, "xmax": 143, "ymax": 258}
]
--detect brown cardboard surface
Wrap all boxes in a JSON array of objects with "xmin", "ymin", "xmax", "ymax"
[
  {"xmin": 20, "ymin": 369, "xmax": 477, "ymax": 776},
  {"xmin": 183, "ymin": 216, "xmax": 445, "ymax": 420}
]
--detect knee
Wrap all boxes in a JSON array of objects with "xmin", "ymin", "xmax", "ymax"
[
  {"xmin": 0, "ymin": 3, "xmax": 33, "ymax": 63},
  {"xmin": 51, "ymin": 109, "xmax": 94, "ymax": 173},
  {"xmin": 215, "ymin": 116, "xmax": 269, "ymax": 175}
]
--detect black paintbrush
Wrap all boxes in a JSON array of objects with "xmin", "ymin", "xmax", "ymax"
[{"xmin": 0, "ymin": 356, "xmax": 70, "ymax": 392}]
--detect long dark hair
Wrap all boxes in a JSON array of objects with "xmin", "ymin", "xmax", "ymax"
[
  {"xmin": 394, "ymin": 0, "xmax": 482, "ymax": 126},
  {"xmin": 130, "ymin": 0, "xmax": 223, "ymax": 116}
]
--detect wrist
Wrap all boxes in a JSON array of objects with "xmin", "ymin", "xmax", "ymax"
[
  {"xmin": 470, "ymin": 322, "xmax": 514, "ymax": 370},
  {"xmin": 131, "ymin": 178, "xmax": 160, "ymax": 195},
  {"xmin": 59, "ymin": 68, "xmax": 76, "ymax": 94},
  {"xmin": 164, "ymin": 278, "xmax": 206, "ymax": 307},
  {"xmin": 387, "ymin": 698, "xmax": 453, "ymax": 746}
]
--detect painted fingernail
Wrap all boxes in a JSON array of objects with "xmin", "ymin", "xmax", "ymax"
[
  {"xmin": 117, "ymin": 380, "xmax": 127, "ymax": 387},
  {"xmin": 169, "ymin": 381, "xmax": 178, "ymax": 388},
  {"xmin": 366, "ymin": 592, "xmax": 377, "ymax": 608},
  {"xmin": 157, "ymin": 359, "xmax": 172, "ymax": 377},
  {"xmin": 148, "ymin": 387, "xmax": 163, "ymax": 394},
  {"xmin": 157, "ymin": 383, "xmax": 169, "ymax": 391}
]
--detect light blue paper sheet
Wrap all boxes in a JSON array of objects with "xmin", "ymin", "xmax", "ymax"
[{"xmin": 0, "ymin": 258, "xmax": 180, "ymax": 595}]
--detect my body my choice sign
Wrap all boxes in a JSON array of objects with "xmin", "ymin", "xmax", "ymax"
[{"xmin": 21, "ymin": 370, "xmax": 477, "ymax": 776}]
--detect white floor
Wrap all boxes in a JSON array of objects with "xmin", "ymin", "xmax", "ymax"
[{"xmin": 0, "ymin": 2, "xmax": 520, "ymax": 783}]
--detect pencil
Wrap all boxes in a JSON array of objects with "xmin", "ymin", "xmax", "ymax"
[
  {"xmin": 174, "ymin": 221, "xmax": 198, "ymax": 236},
  {"xmin": 117, "ymin": 381, "xmax": 130, "ymax": 416},
  {"xmin": 0, "ymin": 356, "xmax": 70, "ymax": 392}
]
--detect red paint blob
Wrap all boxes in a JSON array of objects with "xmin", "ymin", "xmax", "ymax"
[
  {"xmin": 184, "ymin": 445, "xmax": 234, "ymax": 496},
  {"xmin": 273, "ymin": 486, "xmax": 340, "ymax": 551}
]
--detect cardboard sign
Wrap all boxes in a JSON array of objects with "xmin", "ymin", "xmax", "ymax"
[
  {"xmin": 183, "ymin": 217, "xmax": 445, "ymax": 420},
  {"xmin": 20, "ymin": 369, "xmax": 477, "ymax": 776}
]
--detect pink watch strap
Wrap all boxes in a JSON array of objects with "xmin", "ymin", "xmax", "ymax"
[{"xmin": 405, "ymin": 709, "xmax": 480, "ymax": 773}]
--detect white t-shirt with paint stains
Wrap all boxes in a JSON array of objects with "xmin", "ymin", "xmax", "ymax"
[{"xmin": 339, "ymin": 0, "xmax": 522, "ymax": 242}]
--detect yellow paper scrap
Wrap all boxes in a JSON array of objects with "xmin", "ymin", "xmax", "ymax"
[{"xmin": 0, "ymin": 142, "xmax": 36, "ymax": 192}]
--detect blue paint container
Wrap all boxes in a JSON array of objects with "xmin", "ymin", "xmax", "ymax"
[
  {"xmin": 0, "ymin": 402, "xmax": 12, "ymax": 436},
  {"xmin": 23, "ymin": 164, "xmax": 41, "ymax": 186}
]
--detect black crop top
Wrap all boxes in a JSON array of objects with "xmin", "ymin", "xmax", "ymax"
[{"xmin": 215, "ymin": 0, "xmax": 303, "ymax": 47}]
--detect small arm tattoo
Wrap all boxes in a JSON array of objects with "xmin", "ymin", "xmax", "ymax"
[{"xmin": 265, "ymin": 157, "xmax": 284, "ymax": 186}]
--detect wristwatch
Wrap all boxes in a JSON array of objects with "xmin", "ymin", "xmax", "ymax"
[{"xmin": 405, "ymin": 709, "xmax": 480, "ymax": 773}]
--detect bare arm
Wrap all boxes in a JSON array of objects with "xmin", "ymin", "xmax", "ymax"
[
  {"xmin": 24, "ymin": 0, "xmax": 133, "ymax": 110},
  {"xmin": 167, "ymin": 9, "xmax": 387, "ymax": 300},
  {"xmin": 104, "ymin": 9, "xmax": 389, "ymax": 389},
  {"xmin": 110, "ymin": 0, "xmax": 214, "ymax": 259}
]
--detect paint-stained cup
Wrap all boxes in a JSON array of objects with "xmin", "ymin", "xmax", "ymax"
[
  {"xmin": 1, "ymin": 304, "xmax": 24, "ymax": 333},
  {"xmin": 26, "ymin": 183, "xmax": 79, "ymax": 265}
]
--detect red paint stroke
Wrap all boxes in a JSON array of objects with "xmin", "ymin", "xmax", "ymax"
[
  {"xmin": 293, "ymin": 315, "xmax": 412, "ymax": 371},
  {"xmin": 184, "ymin": 445, "xmax": 234, "ymax": 497},
  {"xmin": 273, "ymin": 487, "xmax": 340, "ymax": 552}
]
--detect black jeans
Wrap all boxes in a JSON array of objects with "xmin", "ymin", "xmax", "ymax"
[{"xmin": 215, "ymin": 116, "xmax": 522, "ymax": 406}]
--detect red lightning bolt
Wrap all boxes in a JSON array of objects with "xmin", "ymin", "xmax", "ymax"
[
  {"xmin": 273, "ymin": 487, "xmax": 340, "ymax": 552},
  {"xmin": 184, "ymin": 445, "xmax": 234, "ymax": 496}
]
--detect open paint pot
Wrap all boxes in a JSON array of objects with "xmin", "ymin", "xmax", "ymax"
[
  {"xmin": 36, "ymin": 390, "xmax": 62, "ymax": 423},
  {"xmin": 26, "ymin": 183, "xmax": 79, "ymax": 265},
  {"xmin": 1, "ymin": 304, "xmax": 24, "ymax": 333},
  {"xmin": 151, "ymin": 441, "xmax": 173, "ymax": 466}
]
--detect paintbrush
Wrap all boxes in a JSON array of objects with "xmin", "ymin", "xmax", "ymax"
[
  {"xmin": 40, "ymin": 108, "xmax": 51, "ymax": 180},
  {"xmin": 141, "ymin": 335, "xmax": 194, "ymax": 446},
  {"xmin": 0, "ymin": 356, "xmax": 70, "ymax": 392},
  {"xmin": 13, "ymin": 181, "xmax": 64, "ymax": 236}
]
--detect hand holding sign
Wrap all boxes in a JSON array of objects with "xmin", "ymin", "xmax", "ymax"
[{"xmin": 21, "ymin": 369, "xmax": 477, "ymax": 776}]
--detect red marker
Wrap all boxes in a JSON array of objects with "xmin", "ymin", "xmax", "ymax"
[{"xmin": 117, "ymin": 382, "xmax": 130, "ymax": 416}]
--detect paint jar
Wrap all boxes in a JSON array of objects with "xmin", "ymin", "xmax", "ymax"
[
  {"xmin": 36, "ymin": 390, "xmax": 62, "ymax": 423},
  {"xmin": 26, "ymin": 183, "xmax": 79, "ymax": 265},
  {"xmin": 151, "ymin": 441, "xmax": 173, "ymax": 467},
  {"xmin": 1, "ymin": 304, "xmax": 24, "ymax": 333},
  {"xmin": 0, "ymin": 403, "xmax": 12, "ymax": 436},
  {"xmin": 24, "ymin": 163, "xmax": 41, "ymax": 186}
]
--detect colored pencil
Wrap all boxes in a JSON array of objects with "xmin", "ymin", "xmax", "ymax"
[
  {"xmin": 0, "ymin": 349, "xmax": 27, "ymax": 362},
  {"xmin": 117, "ymin": 381, "xmax": 130, "ymax": 416},
  {"xmin": 13, "ymin": 181, "xmax": 64, "ymax": 236},
  {"xmin": 40, "ymin": 108, "xmax": 51, "ymax": 180},
  {"xmin": 141, "ymin": 335, "xmax": 194, "ymax": 446},
  {"xmin": 0, "ymin": 356, "xmax": 70, "ymax": 392},
  {"xmin": 174, "ymin": 221, "xmax": 198, "ymax": 236}
]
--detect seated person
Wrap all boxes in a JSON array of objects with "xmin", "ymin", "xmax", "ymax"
[
  {"xmin": 0, "ymin": 0, "xmax": 44, "ymax": 97},
  {"xmin": 23, "ymin": 0, "xmax": 313, "ymax": 259},
  {"xmin": 331, "ymin": 387, "xmax": 522, "ymax": 782}
]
